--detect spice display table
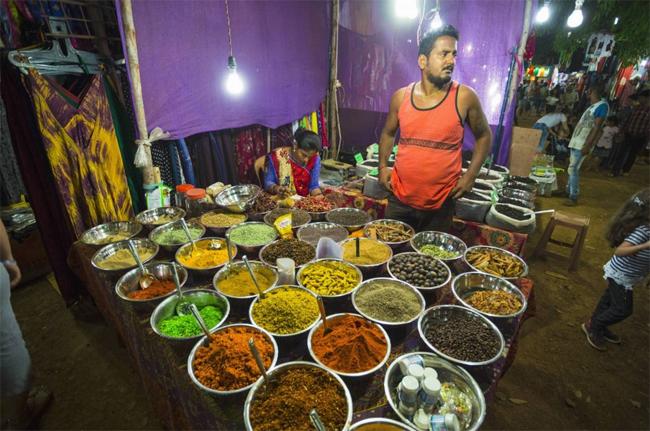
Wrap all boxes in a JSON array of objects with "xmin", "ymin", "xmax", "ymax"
[
  {"xmin": 68, "ymin": 240, "xmax": 535, "ymax": 430},
  {"xmin": 322, "ymin": 185, "xmax": 528, "ymax": 255}
]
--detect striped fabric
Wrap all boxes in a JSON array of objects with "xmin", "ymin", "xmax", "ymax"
[{"xmin": 604, "ymin": 224, "xmax": 650, "ymax": 288}]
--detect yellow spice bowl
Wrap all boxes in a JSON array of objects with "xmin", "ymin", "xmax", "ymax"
[
  {"xmin": 296, "ymin": 258, "xmax": 363, "ymax": 311},
  {"xmin": 212, "ymin": 260, "xmax": 278, "ymax": 315},
  {"xmin": 175, "ymin": 237, "xmax": 238, "ymax": 276}
]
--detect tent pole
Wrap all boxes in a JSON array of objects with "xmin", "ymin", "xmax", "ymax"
[
  {"xmin": 119, "ymin": 0, "xmax": 155, "ymax": 185},
  {"xmin": 327, "ymin": 0, "xmax": 340, "ymax": 160}
]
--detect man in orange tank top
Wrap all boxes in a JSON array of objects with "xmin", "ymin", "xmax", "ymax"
[{"xmin": 378, "ymin": 25, "xmax": 492, "ymax": 232}]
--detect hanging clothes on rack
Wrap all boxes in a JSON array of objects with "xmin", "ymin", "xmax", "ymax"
[
  {"xmin": 25, "ymin": 69, "xmax": 133, "ymax": 237},
  {"xmin": 0, "ymin": 95, "xmax": 26, "ymax": 205}
]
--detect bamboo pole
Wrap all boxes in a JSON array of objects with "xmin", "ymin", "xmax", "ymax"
[
  {"xmin": 327, "ymin": 0, "xmax": 340, "ymax": 160},
  {"xmin": 118, "ymin": 0, "xmax": 155, "ymax": 185}
]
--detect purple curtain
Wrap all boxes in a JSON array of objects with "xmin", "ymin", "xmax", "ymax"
[
  {"xmin": 116, "ymin": 0, "xmax": 330, "ymax": 139},
  {"xmin": 337, "ymin": 0, "xmax": 528, "ymax": 163}
]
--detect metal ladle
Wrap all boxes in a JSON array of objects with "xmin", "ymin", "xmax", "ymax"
[
  {"xmin": 127, "ymin": 240, "xmax": 155, "ymax": 289},
  {"xmin": 180, "ymin": 218, "xmax": 198, "ymax": 254},
  {"xmin": 248, "ymin": 338, "xmax": 269, "ymax": 387},
  {"xmin": 309, "ymin": 409, "xmax": 326, "ymax": 431},
  {"xmin": 188, "ymin": 303, "xmax": 212, "ymax": 339},
  {"xmin": 172, "ymin": 263, "xmax": 191, "ymax": 316},
  {"xmin": 242, "ymin": 255, "xmax": 265, "ymax": 299},
  {"xmin": 316, "ymin": 296, "xmax": 331, "ymax": 335}
]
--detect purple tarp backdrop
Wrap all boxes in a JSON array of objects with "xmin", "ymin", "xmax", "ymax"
[
  {"xmin": 116, "ymin": 0, "xmax": 330, "ymax": 139},
  {"xmin": 338, "ymin": 0, "xmax": 527, "ymax": 164}
]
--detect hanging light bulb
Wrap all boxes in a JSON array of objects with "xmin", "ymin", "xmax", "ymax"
[
  {"xmin": 430, "ymin": 9, "xmax": 443, "ymax": 30},
  {"xmin": 535, "ymin": 1, "xmax": 551, "ymax": 23},
  {"xmin": 613, "ymin": 16, "xmax": 619, "ymax": 25},
  {"xmin": 395, "ymin": 0, "xmax": 418, "ymax": 19},
  {"xmin": 225, "ymin": 55, "xmax": 244, "ymax": 95},
  {"xmin": 567, "ymin": 0, "xmax": 584, "ymax": 28}
]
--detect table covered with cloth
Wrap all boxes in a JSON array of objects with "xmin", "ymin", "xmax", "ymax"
[
  {"xmin": 68, "ymin": 241, "xmax": 535, "ymax": 430},
  {"xmin": 323, "ymin": 185, "xmax": 528, "ymax": 256}
]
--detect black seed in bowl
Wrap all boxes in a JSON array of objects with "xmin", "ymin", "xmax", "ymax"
[
  {"xmin": 424, "ymin": 312, "xmax": 500, "ymax": 362},
  {"xmin": 495, "ymin": 204, "xmax": 530, "ymax": 221}
]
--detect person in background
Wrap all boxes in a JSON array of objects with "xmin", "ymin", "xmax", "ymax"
[
  {"xmin": 561, "ymin": 84, "xmax": 580, "ymax": 115},
  {"xmin": 617, "ymin": 74, "xmax": 641, "ymax": 120},
  {"xmin": 532, "ymin": 105, "xmax": 570, "ymax": 153},
  {"xmin": 582, "ymin": 188, "xmax": 650, "ymax": 351},
  {"xmin": 545, "ymin": 86, "xmax": 560, "ymax": 113},
  {"xmin": 591, "ymin": 116, "xmax": 620, "ymax": 170},
  {"xmin": 1, "ymin": 220, "xmax": 53, "ymax": 428},
  {"xmin": 565, "ymin": 83, "xmax": 609, "ymax": 206},
  {"xmin": 537, "ymin": 81, "xmax": 549, "ymax": 113},
  {"xmin": 610, "ymin": 89, "xmax": 650, "ymax": 177},
  {"xmin": 264, "ymin": 127, "xmax": 322, "ymax": 197},
  {"xmin": 377, "ymin": 25, "xmax": 492, "ymax": 232}
]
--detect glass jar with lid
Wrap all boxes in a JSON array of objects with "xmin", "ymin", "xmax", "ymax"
[
  {"xmin": 185, "ymin": 188, "xmax": 212, "ymax": 218},
  {"xmin": 174, "ymin": 184, "xmax": 194, "ymax": 208}
]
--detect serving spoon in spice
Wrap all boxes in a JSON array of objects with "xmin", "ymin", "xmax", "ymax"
[
  {"xmin": 126, "ymin": 239, "xmax": 155, "ymax": 289},
  {"xmin": 172, "ymin": 263, "xmax": 192, "ymax": 316},
  {"xmin": 180, "ymin": 218, "xmax": 198, "ymax": 255},
  {"xmin": 243, "ymin": 255, "xmax": 265, "ymax": 299},
  {"xmin": 188, "ymin": 303, "xmax": 212, "ymax": 339},
  {"xmin": 309, "ymin": 409, "xmax": 326, "ymax": 431},
  {"xmin": 248, "ymin": 338, "xmax": 269, "ymax": 387},
  {"xmin": 316, "ymin": 296, "xmax": 331, "ymax": 335}
]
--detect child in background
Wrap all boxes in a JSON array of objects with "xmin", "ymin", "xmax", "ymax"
[
  {"xmin": 592, "ymin": 116, "xmax": 619, "ymax": 169},
  {"xmin": 582, "ymin": 188, "xmax": 650, "ymax": 351}
]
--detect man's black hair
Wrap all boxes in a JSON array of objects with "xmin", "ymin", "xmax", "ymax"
[
  {"xmin": 418, "ymin": 24, "xmax": 459, "ymax": 57},
  {"xmin": 294, "ymin": 127, "xmax": 321, "ymax": 152},
  {"xmin": 590, "ymin": 82, "xmax": 605, "ymax": 97}
]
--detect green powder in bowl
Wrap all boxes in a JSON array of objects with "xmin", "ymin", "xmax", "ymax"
[
  {"xmin": 154, "ymin": 226, "xmax": 204, "ymax": 246},
  {"xmin": 228, "ymin": 223, "xmax": 277, "ymax": 247},
  {"xmin": 158, "ymin": 305, "xmax": 224, "ymax": 338}
]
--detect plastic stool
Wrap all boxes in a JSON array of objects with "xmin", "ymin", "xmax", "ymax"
[{"xmin": 533, "ymin": 211, "xmax": 590, "ymax": 271}]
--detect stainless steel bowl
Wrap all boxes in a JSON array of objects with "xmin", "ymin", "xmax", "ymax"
[
  {"xmin": 226, "ymin": 222, "xmax": 278, "ymax": 256},
  {"xmin": 91, "ymin": 239, "xmax": 159, "ymax": 272},
  {"xmin": 213, "ymin": 260, "xmax": 278, "ymax": 301},
  {"xmin": 243, "ymin": 361, "xmax": 354, "ymax": 431},
  {"xmin": 150, "ymin": 289, "xmax": 230, "ymax": 341},
  {"xmin": 387, "ymin": 252, "xmax": 451, "ymax": 291},
  {"xmin": 80, "ymin": 221, "xmax": 143, "ymax": 246},
  {"xmin": 296, "ymin": 222, "xmax": 349, "ymax": 247},
  {"xmin": 115, "ymin": 262, "xmax": 188, "ymax": 303},
  {"xmin": 187, "ymin": 323, "xmax": 278, "ymax": 396},
  {"xmin": 259, "ymin": 239, "xmax": 316, "ymax": 269},
  {"xmin": 135, "ymin": 207, "xmax": 186, "ymax": 230},
  {"xmin": 175, "ymin": 237, "xmax": 237, "ymax": 274},
  {"xmin": 384, "ymin": 352, "xmax": 486, "ymax": 431},
  {"xmin": 452, "ymin": 272, "xmax": 527, "ymax": 320},
  {"xmin": 352, "ymin": 278, "xmax": 425, "ymax": 328},
  {"xmin": 296, "ymin": 259, "xmax": 362, "ymax": 298},
  {"xmin": 249, "ymin": 285, "xmax": 320, "ymax": 338},
  {"xmin": 263, "ymin": 208, "xmax": 312, "ymax": 230},
  {"xmin": 417, "ymin": 305, "xmax": 505, "ymax": 367},
  {"xmin": 149, "ymin": 219, "xmax": 206, "ymax": 253},
  {"xmin": 350, "ymin": 418, "xmax": 416, "ymax": 431},
  {"xmin": 340, "ymin": 238, "xmax": 393, "ymax": 273},
  {"xmin": 326, "ymin": 208, "xmax": 372, "ymax": 232},
  {"xmin": 307, "ymin": 313, "xmax": 391, "ymax": 378},
  {"xmin": 214, "ymin": 184, "xmax": 260, "ymax": 213},
  {"xmin": 463, "ymin": 245, "xmax": 528, "ymax": 280},
  {"xmin": 410, "ymin": 231, "xmax": 467, "ymax": 265},
  {"xmin": 199, "ymin": 210, "xmax": 248, "ymax": 235},
  {"xmin": 363, "ymin": 219, "xmax": 415, "ymax": 248}
]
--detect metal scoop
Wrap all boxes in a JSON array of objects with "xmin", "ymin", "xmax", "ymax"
[
  {"xmin": 316, "ymin": 296, "xmax": 331, "ymax": 335},
  {"xmin": 243, "ymin": 255, "xmax": 265, "ymax": 299},
  {"xmin": 249, "ymin": 338, "xmax": 269, "ymax": 387},
  {"xmin": 188, "ymin": 303, "xmax": 212, "ymax": 339},
  {"xmin": 180, "ymin": 219, "xmax": 198, "ymax": 254},
  {"xmin": 127, "ymin": 240, "xmax": 155, "ymax": 289},
  {"xmin": 309, "ymin": 409, "xmax": 326, "ymax": 431},
  {"xmin": 172, "ymin": 263, "xmax": 191, "ymax": 315}
]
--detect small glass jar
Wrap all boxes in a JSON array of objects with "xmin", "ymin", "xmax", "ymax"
[
  {"xmin": 185, "ymin": 188, "xmax": 211, "ymax": 218},
  {"xmin": 174, "ymin": 184, "xmax": 194, "ymax": 208}
]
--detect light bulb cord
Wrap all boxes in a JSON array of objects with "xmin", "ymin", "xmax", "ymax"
[
  {"xmin": 224, "ymin": 0, "xmax": 234, "ymax": 58},
  {"xmin": 574, "ymin": 0, "xmax": 584, "ymax": 10}
]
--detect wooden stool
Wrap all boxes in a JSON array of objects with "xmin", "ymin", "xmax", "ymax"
[{"xmin": 533, "ymin": 211, "xmax": 590, "ymax": 271}]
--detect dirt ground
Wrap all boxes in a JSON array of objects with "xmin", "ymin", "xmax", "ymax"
[{"xmin": 6, "ymin": 136, "xmax": 650, "ymax": 429}]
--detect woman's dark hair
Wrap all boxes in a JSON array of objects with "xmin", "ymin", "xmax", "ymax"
[
  {"xmin": 294, "ymin": 127, "xmax": 321, "ymax": 152},
  {"xmin": 418, "ymin": 24, "xmax": 459, "ymax": 57},
  {"xmin": 606, "ymin": 188, "xmax": 650, "ymax": 247}
]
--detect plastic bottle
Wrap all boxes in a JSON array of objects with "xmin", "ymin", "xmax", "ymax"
[
  {"xmin": 398, "ymin": 355, "xmax": 425, "ymax": 376},
  {"xmin": 407, "ymin": 364, "xmax": 425, "ymax": 383},
  {"xmin": 429, "ymin": 413, "xmax": 460, "ymax": 431},
  {"xmin": 412, "ymin": 408, "xmax": 430, "ymax": 431},
  {"xmin": 397, "ymin": 375, "xmax": 419, "ymax": 418},
  {"xmin": 419, "ymin": 377, "xmax": 441, "ymax": 414},
  {"xmin": 423, "ymin": 367, "xmax": 438, "ymax": 381}
]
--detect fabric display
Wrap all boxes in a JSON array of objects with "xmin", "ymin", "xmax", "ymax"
[{"xmin": 0, "ymin": 95, "xmax": 27, "ymax": 206}]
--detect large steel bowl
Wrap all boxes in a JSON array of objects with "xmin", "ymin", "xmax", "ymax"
[
  {"xmin": 363, "ymin": 219, "xmax": 415, "ymax": 249},
  {"xmin": 296, "ymin": 222, "xmax": 349, "ymax": 247},
  {"xmin": 417, "ymin": 304, "xmax": 505, "ymax": 367},
  {"xmin": 175, "ymin": 237, "xmax": 237, "ymax": 275},
  {"xmin": 410, "ymin": 231, "xmax": 467, "ymax": 267},
  {"xmin": 199, "ymin": 210, "xmax": 248, "ymax": 236},
  {"xmin": 187, "ymin": 323, "xmax": 279, "ymax": 396},
  {"xmin": 297, "ymin": 258, "xmax": 362, "ymax": 299},
  {"xmin": 135, "ymin": 206, "xmax": 186, "ymax": 230},
  {"xmin": 149, "ymin": 219, "xmax": 206, "ymax": 253},
  {"xmin": 451, "ymin": 272, "xmax": 527, "ymax": 336},
  {"xmin": 213, "ymin": 260, "xmax": 278, "ymax": 310},
  {"xmin": 463, "ymin": 245, "xmax": 528, "ymax": 280},
  {"xmin": 259, "ymin": 239, "xmax": 316, "ymax": 269},
  {"xmin": 214, "ymin": 184, "xmax": 260, "ymax": 213},
  {"xmin": 352, "ymin": 278, "xmax": 425, "ymax": 328},
  {"xmin": 115, "ymin": 262, "xmax": 188, "ymax": 303},
  {"xmin": 387, "ymin": 252, "xmax": 451, "ymax": 292},
  {"xmin": 307, "ymin": 313, "xmax": 391, "ymax": 379},
  {"xmin": 326, "ymin": 207, "xmax": 372, "ymax": 232},
  {"xmin": 80, "ymin": 221, "xmax": 143, "ymax": 246},
  {"xmin": 340, "ymin": 238, "xmax": 393, "ymax": 274},
  {"xmin": 243, "ymin": 361, "xmax": 354, "ymax": 431},
  {"xmin": 91, "ymin": 239, "xmax": 159, "ymax": 273},
  {"xmin": 384, "ymin": 352, "xmax": 486, "ymax": 431},
  {"xmin": 150, "ymin": 289, "xmax": 230, "ymax": 341},
  {"xmin": 226, "ymin": 222, "xmax": 278, "ymax": 256},
  {"xmin": 248, "ymin": 285, "xmax": 320, "ymax": 338},
  {"xmin": 263, "ymin": 208, "xmax": 312, "ymax": 230},
  {"xmin": 350, "ymin": 418, "xmax": 416, "ymax": 431}
]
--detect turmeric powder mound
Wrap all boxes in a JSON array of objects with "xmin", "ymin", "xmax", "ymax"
[
  {"xmin": 192, "ymin": 326, "xmax": 274, "ymax": 391},
  {"xmin": 311, "ymin": 314, "xmax": 388, "ymax": 373}
]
